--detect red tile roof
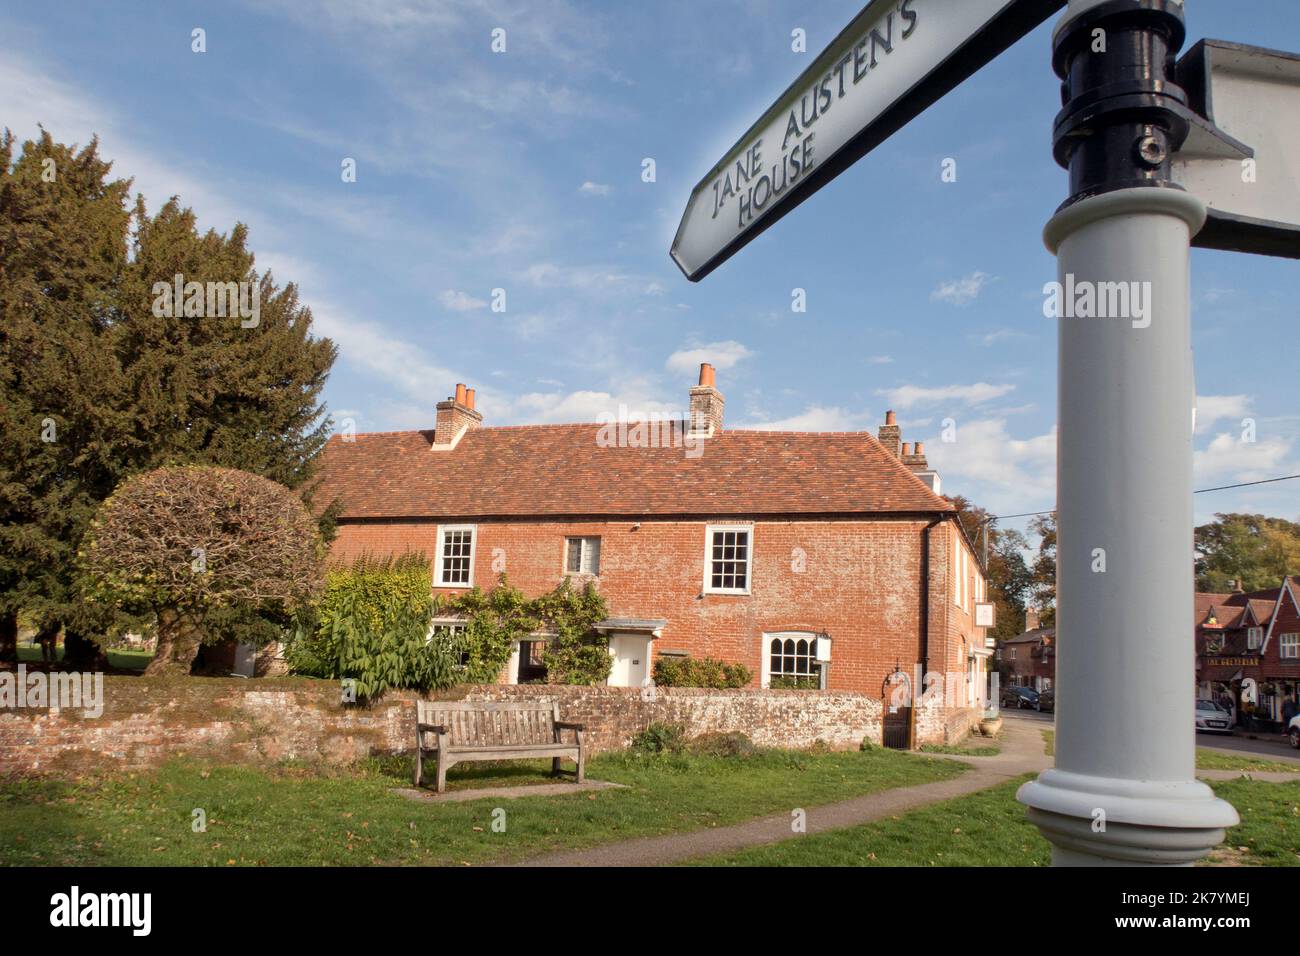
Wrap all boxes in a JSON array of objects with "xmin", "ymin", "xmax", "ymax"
[{"xmin": 313, "ymin": 424, "xmax": 954, "ymax": 519}]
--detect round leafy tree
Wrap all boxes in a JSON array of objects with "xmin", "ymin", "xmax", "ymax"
[{"xmin": 80, "ymin": 466, "xmax": 324, "ymax": 674}]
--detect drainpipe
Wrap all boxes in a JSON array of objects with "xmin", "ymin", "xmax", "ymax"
[{"xmin": 915, "ymin": 515, "xmax": 945, "ymax": 749}]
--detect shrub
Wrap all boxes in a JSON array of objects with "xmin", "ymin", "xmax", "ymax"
[
  {"xmin": 653, "ymin": 656, "xmax": 752, "ymax": 688},
  {"xmin": 289, "ymin": 552, "xmax": 457, "ymax": 701},
  {"xmin": 689, "ymin": 731, "xmax": 756, "ymax": 758},
  {"xmin": 79, "ymin": 466, "xmax": 324, "ymax": 674},
  {"xmin": 769, "ymin": 674, "xmax": 821, "ymax": 690},
  {"xmin": 438, "ymin": 576, "xmax": 612, "ymax": 686},
  {"xmin": 630, "ymin": 721, "xmax": 686, "ymax": 754}
]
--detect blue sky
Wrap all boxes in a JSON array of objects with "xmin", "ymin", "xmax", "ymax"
[{"xmin": 2, "ymin": 0, "xmax": 1297, "ymax": 534}]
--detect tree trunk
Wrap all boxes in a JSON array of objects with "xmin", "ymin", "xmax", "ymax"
[
  {"xmin": 0, "ymin": 610, "xmax": 16, "ymax": 664},
  {"xmin": 63, "ymin": 627, "xmax": 109, "ymax": 670},
  {"xmin": 145, "ymin": 608, "xmax": 204, "ymax": 675}
]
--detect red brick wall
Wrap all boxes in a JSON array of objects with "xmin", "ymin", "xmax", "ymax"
[
  {"xmin": 330, "ymin": 515, "xmax": 987, "ymax": 745},
  {"xmin": 333, "ymin": 518, "xmax": 920, "ymax": 692}
]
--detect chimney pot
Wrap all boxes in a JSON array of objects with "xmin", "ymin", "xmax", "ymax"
[
  {"xmin": 699, "ymin": 363, "xmax": 715, "ymax": 387},
  {"xmin": 454, "ymin": 383, "xmax": 467, "ymax": 405},
  {"xmin": 465, "ymin": 387, "xmax": 476, "ymax": 410},
  {"xmin": 901, "ymin": 442, "xmax": 912, "ymax": 457},
  {"xmin": 915, "ymin": 441, "xmax": 925, "ymax": 455},
  {"xmin": 886, "ymin": 410, "xmax": 897, "ymax": 425}
]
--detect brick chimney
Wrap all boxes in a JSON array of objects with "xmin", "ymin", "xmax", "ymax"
[
  {"xmin": 878, "ymin": 410, "xmax": 901, "ymax": 458},
  {"xmin": 688, "ymin": 363, "xmax": 725, "ymax": 436},
  {"xmin": 902, "ymin": 440, "xmax": 929, "ymax": 472},
  {"xmin": 1026, "ymin": 607, "xmax": 1041, "ymax": 632},
  {"xmin": 434, "ymin": 382, "xmax": 483, "ymax": 446}
]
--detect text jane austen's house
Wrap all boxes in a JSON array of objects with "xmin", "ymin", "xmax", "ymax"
[{"xmin": 313, "ymin": 364, "xmax": 991, "ymax": 746}]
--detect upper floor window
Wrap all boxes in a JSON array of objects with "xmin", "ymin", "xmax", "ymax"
[
  {"xmin": 1281, "ymin": 633, "xmax": 1299, "ymax": 660},
  {"xmin": 565, "ymin": 536, "xmax": 601, "ymax": 575},
  {"xmin": 435, "ymin": 525, "xmax": 475, "ymax": 587},
  {"xmin": 704, "ymin": 525, "xmax": 751, "ymax": 594},
  {"xmin": 1247, "ymin": 627, "xmax": 1263, "ymax": 650}
]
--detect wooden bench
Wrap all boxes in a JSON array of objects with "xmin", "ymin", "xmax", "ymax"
[{"xmin": 413, "ymin": 700, "xmax": 585, "ymax": 793}]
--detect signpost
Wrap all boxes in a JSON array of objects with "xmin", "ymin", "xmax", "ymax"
[
  {"xmin": 674, "ymin": 0, "xmax": 1297, "ymax": 866},
  {"xmin": 670, "ymin": 0, "xmax": 1067, "ymax": 281}
]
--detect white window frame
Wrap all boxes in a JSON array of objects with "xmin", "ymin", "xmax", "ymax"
[
  {"xmin": 564, "ymin": 536, "xmax": 602, "ymax": 576},
  {"xmin": 1281, "ymin": 633, "xmax": 1300, "ymax": 660},
  {"xmin": 1247, "ymin": 626, "xmax": 1263, "ymax": 650},
  {"xmin": 703, "ymin": 524, "xmax": 753, "ymax": 595},
  {"xmin": 434, "ymin": 524, "xmax": 477, "ymax": 588},
  {"xmin": 760, "ymin": 631, "xmax": 826, "ymax": 689},
  {"xmin": 956, "ymin": 535, "xmax": 967, "ymax": 608}
]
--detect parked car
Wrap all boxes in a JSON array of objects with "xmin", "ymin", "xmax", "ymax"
[
  {"xmin": 1288, "ymin": 714, "xmax": 1300, "ymax": 749},
  {"xmin": 1001, "ymin": 686, "xmax": 1040, "ymax": 709},
  {"xmin": 1035, "ymin": 689, "xmax": 1055, "ymax": 713},
  {"xmin": 1195, "ymin": 699, "xmax": 1233, "ymax": 735}
]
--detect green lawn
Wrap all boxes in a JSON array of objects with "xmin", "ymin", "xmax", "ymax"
[
  {"xmin": 0, "ymin": 745, "xmax": 965, "ymax": 867},
  {"xmin": 693, "ymin": 777, "xmax": 1049, "ymax": 867},
  {"xmin": 920, "ymin": 741, "xmax": 1001, "ymax": 757},
  {"xmin": 1043, "ymin": 728, "xmax": 1300, "ymax": 774},
  {"xmin": 16, "ymin": 643, "xmax": 152, "ymax": 671},
  {"xmin": 690, "ymin": 775, "xmax": 1300, "ymax": 867}
]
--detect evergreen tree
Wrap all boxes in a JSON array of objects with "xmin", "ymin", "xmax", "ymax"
[{"xmin": 0, "ymin": 130, "xmax": 337, "ymax": 665}]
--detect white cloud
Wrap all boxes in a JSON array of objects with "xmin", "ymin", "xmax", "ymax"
[
  {"xmin": 578, "ymin": 181, "xmax": 611, "ymax": 197},
  {"xmin": 974, "ymin": 327, "xmax": 1020, "ymax": 346},
  {"xmin": 737, "ymin": 406, "xmax": 872, "ymax": 432},
  {"xmin": 1195, "ymin": 432, "xmax": 1293, "ymax": 485},
  {"xmin": 867, "ymin": 355, "xmax": 895, "ymax": 365},
  {"xmin": 877, "ymin": 382, "xmax": 1016, "ymax": 410},
  {"xmin": 931, "ymin": 271, "xmax": 992, "ymax": 306},
  {"xmin": 512, "ymin": 389, "xmax": 680, "ymax": 425},
  {"xmin": 665, "ymin": 341, "xmax": 753, "ymax": 375},
  {"xmin": 439, "ymin": 289, "xmax": 487, "ymax": 312},
  {"xmin": 1195, "ymin": 394, "xmax": 1251, "ymax": 435},
  {"xmin": 926, "ymin": 418, "xmax": 1057, "ymax": 502}
]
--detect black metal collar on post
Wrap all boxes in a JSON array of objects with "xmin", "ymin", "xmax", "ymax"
[{"xmin": 1051, "ymin": 0, "xmax": 1194, "ymax": 210}]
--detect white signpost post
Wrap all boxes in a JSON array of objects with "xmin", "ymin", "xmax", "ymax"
[{"xmin": 675, "ymin": 0, "xmax": 1299, "ymax": 867}]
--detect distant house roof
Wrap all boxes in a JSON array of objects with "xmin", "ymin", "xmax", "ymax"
[
  {"xmin": 1002, "ymin": 627, "xmax": 1054, "ymax": 645},
  {"xmin": 313, "ymin": 425, "xmax": 954, "ymax": 520}
]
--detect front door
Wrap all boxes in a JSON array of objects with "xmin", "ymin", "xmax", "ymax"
[{"xmin": 608, "ymin": 634, "xmax": 650, "ymax": 687}]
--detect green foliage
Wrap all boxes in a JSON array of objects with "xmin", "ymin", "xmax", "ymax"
[
  {"xmin": 436, "ymin": 576, "xmax": 610, "ymax": 685},
  {"xmin": 0, "ymin": 130, "xmax": 336, "ymax": 663},
  {"xmin": 688, "ymin": 731, "xmax": 756, "ymax": 758},
  {"xmin": 653, "ymin": 656, "xmax": 752, "ymax": 688},
  {"xmin": 770, "ymin": 675, "xmax": 821, "ymax": 690},
  {"xmin": 435, "ymin": 577, "xmax": 536, "ymax": 685},
  {"xmin": 534, "ymin": 579, "xmax": 611, "ymax": 685},
  {"xmin": 1196, "ymin": 513, "xmax": 1300, "ymax": 593},
  {"xmin": 292, "ymin": 552, "xmax": 455, "ymax": 701},
  {"xmin": 630, "ymin": 721, "xmax": 686, "ymax": 754}
]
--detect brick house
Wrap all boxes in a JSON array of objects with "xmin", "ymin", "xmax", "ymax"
[
  {"xmin": 996, "ymin": 608, "xmax": 1054, "ymax": 692},
  {"xmin": 1195, "ymin": 576, "xmax": 1300, "ymax": 730},
  {"xmin": 312, "ymin": 364, "xmax": 992, "ymax": 746}
]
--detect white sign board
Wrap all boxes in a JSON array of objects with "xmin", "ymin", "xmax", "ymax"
[
  {"xmin": 670, "ymin": 0, "xmax": 1064, "ymax": 280},
  {"xmin": 975, "ymin": 602, "xmax": 996, "ymax": 628},
  {"xmin": 1174, "ymin": 40, "xmax": 1300, "ymax": 259}
]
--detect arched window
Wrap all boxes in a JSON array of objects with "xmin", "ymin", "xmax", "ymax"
[{"xmin": 764, "ymin": 632, "xmax": 824, "ymax": 689}]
